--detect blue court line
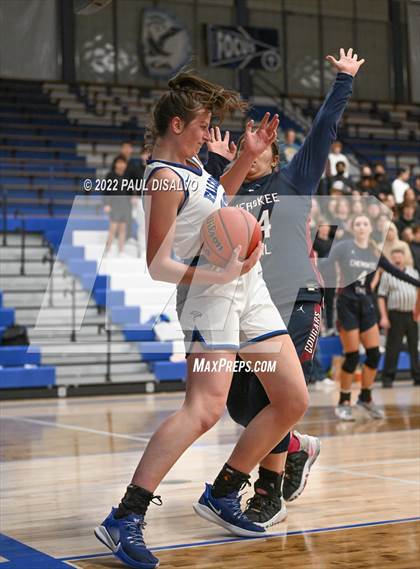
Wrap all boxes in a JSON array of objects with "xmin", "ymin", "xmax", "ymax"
[
  {"xmin": 0, "ymin": 533, "xmax": 71, "ymax": 568},
  {"xmin": 59, "ymin": 515, "xmax": 420, "ymax": 562}
]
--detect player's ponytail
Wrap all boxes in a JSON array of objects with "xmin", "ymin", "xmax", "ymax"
[{"xmin": 146, "ymin": 72, "xmax": 248, "ymax": 148}]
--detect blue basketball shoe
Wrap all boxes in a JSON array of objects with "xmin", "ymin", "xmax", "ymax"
[
  {"xmin": 94, "ymin": 508, "xmax": 159, "ymax": 569},
  {"xmin": 193, "ymin": 483, "xmax": 266, "ymax": 537}
]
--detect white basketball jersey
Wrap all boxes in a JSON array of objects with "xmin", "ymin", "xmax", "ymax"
[{"xmin": 144, "ymin": 156, "xmax": 227, "ymax": 260}]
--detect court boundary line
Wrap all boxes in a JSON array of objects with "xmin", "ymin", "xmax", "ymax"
[
  {"xmin": 3, "ymin": 415, "xmax": 419, "ymax": 450},
  {"xmin": 318, "ymin": 465, "xmax": 420, "ymax": 485},
  {"xmin": 59, "ymin": 515, "xmax": 420, "ymax": 562},
  {"xmin": 3, "ymin": 416, "xmax": 151, "ymax": 443}
]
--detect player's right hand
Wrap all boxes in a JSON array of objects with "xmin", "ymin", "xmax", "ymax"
[{"xmin": 218, "ymin": 242, "xmax": 262, "ymax": 283}]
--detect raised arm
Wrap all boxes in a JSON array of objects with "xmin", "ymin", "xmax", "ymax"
[
  {"xmin": 145, "ymin": 168, "xmax": 261, "ymax": 285},
  {"xmin": 283, "ymin": 48, "xmax": 365, "ymax": 194},
  {"xmin": 220, "ymin": 113, "xmax": 279, "ymax": 196},
  {"xmin": 378, "ymin": 255, "xmax": 420, "ymax": 288}
]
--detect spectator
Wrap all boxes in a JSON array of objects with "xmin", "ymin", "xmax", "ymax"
[
  {"xmin": 119, "ymin": 141, "xmax": 143, "ymax": 243},
  {"xmin": 376, "ymin": 213, "xmax": 391, "ymax": 237},
  {"xmin": 279, "ymin": 129, "xmax": 300, "ymax": 166},
  {"xmin": 401, "ymin": 227, "xmax": 414, "ymax": 244},
  {"xmin": 392, "ymin": 167, "xmax": 411, "ymax": 204},
  {"xmin": 327, "ymin": 141, "xmax": 350, "ymax": 177},
  {"xmin": 397, "ymin": 204, "xmax": 417, "ymax": 235},
  {"xmin": 366, "ymin": 202, "xmax": 382, "ymax": 241},
  {"xmin": 329, "ymin": 161, "xmax": 353, "ymax": 194},
  {"xmin": 103, "ymin": 155, "xmax": 131, "ymax": 256},
  {"xmin": 351, "ymin": 197, "xmax": 364, "ymax": 216},
  {"xmin": 120, "ymin": 141, "xmax": 143, "ymax": 181},
  {"xmin": 312, "ymin": 220, "xmax": 335, "ymax": 334},
  {"xmin": 401, "ymin": 187, "xmax": 418, "ymax": 208},
  {"xmin": 414, "ymin": 175, "xmax": 420, "ymax": 201},
  {"xmin": 132, "ymin": 145, "xmax": 151, "ymax": 258},
  {"xmin": 381, "ymin": 222, "xmax": 414, "ymax": 267},
  {"xmin": 372, "ymin": 162, "xmax": 392, "ymax": 198},
  {"xmin": 410, "ymin": 226, "xmax": 420, "ymax": 273},
  {"xmin": 360, "ymin": 165, "xmax": 373, "ymax": 177},
  {"xmin": 356, "ymin": 170, "xmax": 373, "ymax": 195},
  {"xmin": 330, "ymin": 197, "xmax": 352, "ymax": 240},
  {"xmin": 330, "ymin": 180, "xmax": 347, "ymax": 196},
  {"xmin": 378, "ymin": 247, "xmax": 420, "ymax": 387}
]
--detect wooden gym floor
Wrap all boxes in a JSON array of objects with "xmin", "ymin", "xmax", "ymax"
[{"xmin": 1, "ymin": 383, "xmax": 419, "ymax": 568}]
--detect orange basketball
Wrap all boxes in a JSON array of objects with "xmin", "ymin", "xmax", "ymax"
[{"xmin": 200, "ymin": 207, "xmax": 262, "ymax": 267}]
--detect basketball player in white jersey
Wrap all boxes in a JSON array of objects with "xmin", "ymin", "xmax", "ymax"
[{"xmin": 95, "ymin": 73, "xmax": 308, "ymax": 569}]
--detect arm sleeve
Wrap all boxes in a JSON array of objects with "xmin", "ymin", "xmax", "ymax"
[
  {"xmin": 282, "ymin": 73, "xmax": 353, "ymax": 194},
  {"xmin": 377, "ymin": 272, "xmax": 390, "ymax": 297},
  {"xmin": 205, "ymin": 152, "xmax": 231, "ymax": 180},
  {"xmin": 379, "ymin": 256, "xmax": 420, "ymax": 287},
  {"xmin": 316, "ymin": 239, "xmax": 344, "ymax": 276}
]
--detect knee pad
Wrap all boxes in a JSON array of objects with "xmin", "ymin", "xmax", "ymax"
[
  {"xmin": 342, "ymin": 351, "xmax": 359, "ymax": 373},
  {"xmin": 364, "ymin": 347, "xmax": 380, "ymax": 370}
]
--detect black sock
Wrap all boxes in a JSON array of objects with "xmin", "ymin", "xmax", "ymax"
[
  {"xmin": 115, "ymin": 484, "xmax": 155, "ymax": 518},
  {"xmin": 255, "ymin": 466, "xmax": 283, "ymax": 497},
  {"xmin": 339, "ymin": 391, "xmax": 351, "ymax": 405},
  {"xmin": 212, "ymin": 463, "xmax": 250, "ymax": 498},
  {"xmin": 359, "ymin": 388, "xmax": 372, "ymax": 403}
]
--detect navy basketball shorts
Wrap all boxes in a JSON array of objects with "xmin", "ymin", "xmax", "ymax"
[{"xmin": 336, "ymin": 294, "xmax": 378, "ymax": 333}]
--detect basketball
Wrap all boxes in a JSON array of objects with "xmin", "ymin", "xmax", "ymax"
[{"xmin": 200, "ymin": 207, "xmax": 262, "ymax": 267}]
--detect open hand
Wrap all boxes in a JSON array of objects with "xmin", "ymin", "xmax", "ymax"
[
  {"xmin": 326, "ymin": 48, "xmax": 365, "ymax": 77},
  {"xmin": 207, "ymin": 126, "xmax": 237, "ymax": 161},
  {"xmin": 242, "ymin": 113, "xmax": 279, "ymax": 158}
]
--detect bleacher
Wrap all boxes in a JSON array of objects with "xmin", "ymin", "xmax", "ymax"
[
  {"xmin": 1, "ymin": 77, "xmax": 417, "ymax": 397},
  {"xmin": 292, "ymin": 96, "xmax": 420, "ymax": 176},
  {"xmin": 0, "ymin": 78, "xmax": 188, "ymax": 396}
]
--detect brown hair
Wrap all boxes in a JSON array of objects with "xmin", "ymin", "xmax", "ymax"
[
  {"xmin": 351, "ymin": 214, "xmax": 381, "ymax": 257},
  {"xmin": 145, "ymin": 73, "xmax": 247, "ymax": 149}
]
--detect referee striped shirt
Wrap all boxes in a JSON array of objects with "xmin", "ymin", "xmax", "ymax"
[{"xmin": 378, "ymin": 267, "xmax": 419, "ymax": 312}]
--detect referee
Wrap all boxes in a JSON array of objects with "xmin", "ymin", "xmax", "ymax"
[{"xmin": 378, "ymin": 247, "xmax": 420, "ymax": 388}]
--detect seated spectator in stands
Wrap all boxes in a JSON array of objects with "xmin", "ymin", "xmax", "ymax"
[
  {"xmin": 414, "ymin": 175, "xmax": 420, "ymax": 201},
  {"xmin": 381, "ymin": 221, "xmax": 414, "ymax": 267},
  {"xmin": 356, "ymin": 170, "xmax": 373, "ymax": 195},
  {"xmin": 327, "ymin": 141, "xmax": 350, "ymax": 177},
  {"xmin": 392, "ymin": 167, "xmax": 411, "ymax": 204},
  {"xmin": 377, "ymin": 212, "xmax": 392, "ymax": 239},
  {"xmin": 401, "ymin": 187, "xmax": 418, "ymax": 209},
  {"xmin": 309, "ymin": 198, "xmax": 322, "ymax": 232},
  {"xmin": 397, "ymin": 203, "xmax": 418, "ymax": 235},
  {"xmin": 372, "ymin": 162, "xmax": 392, "ymax": 198},
  {"xmin": 367, "ymin": 202, "xmax": 382, "ymax": 240},
  {"xmin": 328, "ymin": 161, "xmax": 353, "ymax": 194},
  {"xmin": 330, "ymin": 180, "xmax": 348, "ymax": 196},
  {"xmin": 410, "ymin": 226, "xmax": 420, "ymax": 273},
  {"xmin": 401, "ymin": 226, "xmax": 414, "ymax": 244},
  {"xmin": 103, "ymin": 156, "xmax": 131, "ymax": 257},
  {"xmin": 378, "ymin": 247, "xmax": 420, "ymax": 388},
  {"xmin": 330, "ymin": 197, "xmax": 352, "ymax": 240},
  {"xmin": 279, "ymin": 129, "xmax": 300, "ymax": 166},
  {"xmin": 351, "ymin": 196, "xmax": 364, "ymax": 216},
  {"xmin": 360, "ymin": 165, "xmax": 372, "ymax": 177}
]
